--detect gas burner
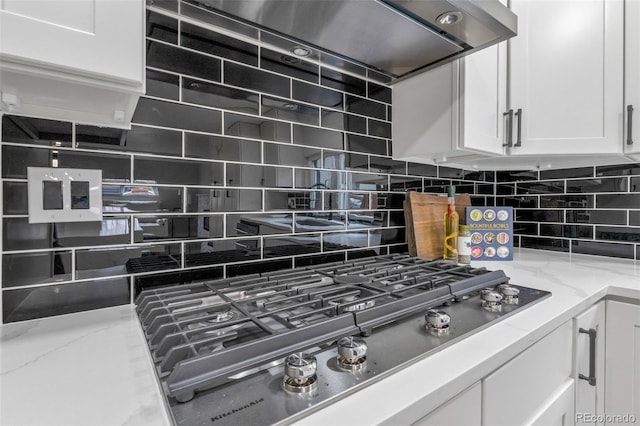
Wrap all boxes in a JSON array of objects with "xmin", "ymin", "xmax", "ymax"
[
  {"xmin": 336, "ymin": 337, "xmax": 367, "ymax": 371},
  {"xmin": 333, "ymin": 274, "xmax": 372, "ymax": 285},
  {"xmin": 210, "ymin": 310, "xmax": 235, "ymax": 323},
  {"xmin": 480, "ymin": 288, "xmax": 503, "ymax": 312},
  {"xmin": 283, "ymin": 353, "xmax": 318, "ymax": 394},
  {"xmin": 498, "ymin": 284, "xmax": 520, "ymax": 305},
  {"xmin": 329, "ymin": 295, "xmax": 376, "ymax": 312},
  {"xmin": 425, "ymin": 309, "xmax": 451, "ymax": 335}
]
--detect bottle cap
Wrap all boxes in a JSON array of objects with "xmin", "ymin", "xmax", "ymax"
[
  {"xmin": 448, "ymin": 185, "xmax": 456, "ymax": 197},
  {"xmin": 459, "ymin": 224, "xmax": 469, "ymax": 232}
]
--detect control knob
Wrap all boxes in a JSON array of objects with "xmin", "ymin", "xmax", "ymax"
[
  {"xmin": 480, "ymin": 288, "xmax": 503, "ymax": 312},
  {"xmin": 498, "ymin": 284, "xmax": 520, "ymax": 305},
  {"xmin": 283, "ymin": 352, "xmax": 318, "ymax": 393},
  {"xmin": 337, "ymin": 336, "xmax": 367, "ymax": 371},
  {"xmin": 425, "ymin": 309, "xmax": 451, "ymax": 335}
]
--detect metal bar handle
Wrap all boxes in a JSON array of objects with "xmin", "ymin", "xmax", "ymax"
[
  {"xmin": 578, "ymin": 327, "xmax": 597, "ymax": 386},
  {"xmin": 514, "ymin": 108, "xmax": 522, "ymax": 147},
  {"xmin": 502, "ymin": 109, "xmax": 514, "ymax": 147},
  {"xmin": 627, "ymin": 105, "xmax": 634, "ymax": 145}
]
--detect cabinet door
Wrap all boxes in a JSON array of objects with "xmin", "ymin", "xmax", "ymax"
[
  {"xmin": 0, "ymin": 0, "xmax": 144, "ymax": 86},
  {"xmin": 574, "ymin": 301, "xmax": 606, "ymax": 425},
  {"xmin": 412, "ymin": 382, "xmax": 481, "ymax": 426},
  {"xmin": 605, "ymin": 300, "xmax": 640, "ymax": 422},
  {"xmin": 625, "ymin": 0, "xmax": 640, "ymax": 154},
  {"xmin": 528, "ymin": 379, "xmax": 575, "ymax": 426},
  {"xmin": 508, "ymin": 0, "xmax": 623, "ymax": 156}
]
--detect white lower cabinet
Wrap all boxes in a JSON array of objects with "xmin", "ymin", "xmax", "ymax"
[
  {"xmin": 412, "ymin": 382, "xmax": 481, "ymax": 426},
  {"xmin": 604, "ymin": 300, "xmax": 640, "ymax": 424}
]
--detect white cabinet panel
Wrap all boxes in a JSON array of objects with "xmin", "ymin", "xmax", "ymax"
[
  {"xmin": 412, "ymin": 382, "xmax": 481, "ymax": 426},
  {"xmin": 528, "ymin": 379, "xmax": 575, "ymax": 426},
  {"xmin": 625, "ymin": 0, "xmax": 640, "ymax": 154}
]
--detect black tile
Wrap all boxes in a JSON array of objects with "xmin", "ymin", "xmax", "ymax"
[
  {"xmin": 135, "ymin": 157, "xmax": 224, "ymax": 186},
  {"xmin": 515, "ymin": 210, "xmax": 563, "ymax": 222},
  {"xmin": 294, "ymin": 125, "xmax": 343, "ymax": 150},
  {"xmin": 227, "ymin": 164, "xmax": 293, "ymax": 188},
  {"xmin": 77, "ymin": 124, "xmax": 182, "ymax": 156},
  {"xmin": 181, "ymin": 22, "xmax": 258, "ymax": 66},
  {"xmin": 2, "ymin": 115, "xmax": 72, "ymax": 146},
  {"xmin": 495, "ymin": 184, "xmax": 516, "ymax": 195},
  {"xmin": 224, "ymin": 62, "xmax": 289, "ymax": 97},
  {"xmin": 520, "ymin": 237, "xmax": 570, "ymax": 252},
  {"xmin": 54, "ymin": 219, "xmax": 133, "ymax": 247},
  {"xmin": 261, "ymin": 48, "xmax": 319, "ymax": 83},
  {"xmin": 387, "ymin": 106, "xmax": 393, "ymax": 122},
  {"xmin": 264, "ymin": 190, "xmax": 322, "ymax": 210},
  {"xmin": 3, "ymin": 251, "xmax": 72, "ymax": 288},
  {"xmin": 78, "ymin": 244, "xmax": 181, "ymax": 279},
  {"xmin": 147, "ymin": 41, "xmax": 221, "ymax": 81},
  {"xmin": 185, "ymin": 239, "xmax": 260, "ymax": 266},
  {"xmin": 496, "ymin": 170, "xmax": 539, "ymax": 182},
  {"xmin": 133, "ymin": 97, "xmax": 222, "ymax": 133},
  {"xmin": 376, "ymin": 192, "xmax": 406, "ymax": 209},
  {"xmin": 3, "ymin": 219, "xmax": 52, "ymax": 250},
  {"xmin": 566, "ymin": 177, "xmax": 628, "ymax": 193},
  {"xmin": 595, "ymin": 226, "xmax": 640, "ymax": 243},
  {"xmin": 3, "ymin": 182, "xmax": 28, "ymax": 214},
  {"xmin": 388, "ymin": 211, "xmax": 406, "ymax": 227},
  {"xmin": 185, "ymin": 134, "xmax": 261, "ymax": 163},
  {"xmin": 407, "ymin": 163, "xmax": 438, "ymax": 177},
  {"xmin": 631, "ymin": 177, "xmax": 640, "ymax": 192},
  {"xmin": 226, "ymin": 259, "xmax": 292, "ymax": 277},
  {"xmin": 368, "ymin": 69, "xmax": 393, "ymax": 84},
  {"xmin": 227, "ymin": 213, "xmax": 293, "ymax": 237},
  {"xmin": 348, "ymin": 211, "xmax": 387, "ymax": 228},
  {"xmin": 264, "ymin": 143, "xmax": 321, "ymax": 168},
  {"xmin": 145, "ymin": 68, "xmax": 180, "ymax": 100},
  {"xmin": 516, "ymin": 181, "xmax": 564, "ymax": 194},
  {"xmin": 572, "ymin": 240, "xmax": 634, "ymax": 259},
  {"xmin": 323, "ymin": 230, "xmax": 369, "ymax": 251},
  {"xmin": 136, "ymin": 215, "xmax": 223, "ymax": 241},
  {"xmin": 225, "ymin": 113, "xmax": 291, "ymax": 142},
  {"xmin": 133, "ymin": 266, "xmax": 224, "ymax": 295},
  {"xmin": 464, "ymin": 170, "xmax": 495, "ymax": 182},
  {"xmin": 389, "ymin": 176, "xmax": 422, "ymax": 192},
  {"xmin": 263, "ymin": 236, "xmax": 321, "ymax": 258},
  {"xmin": 566, "ymin": 210, "xmax": 627, "ymax": 225},
  {"xmin": 295, "ymin": 169, "xmax": 344, "ymax": 190},
  {"xmin": 348, "ymin": 172, "xmax": 388, "ymax": 191},
  {"xmin": 186, "ymin": 188, "xmax": 262, "ymax": 212},
  {"xmin": 540, "ymin": 224, "xmax": 593, "ymax": 239},
  {"xmin": 369, "ymin": 157, "xmax": 406, "ymax": 174},
  {"xmin": 597, "ymin": 194, "xmax": 640, "ymax": 209},
  {"xmin": 345, "ymin": 95, "xmax": 386, "ymax": 120},
  {"xmin": 2, "ymin": 279, "xmax": 130, "ymax": 323},
  {"xmin": 262, "ymin": 97, "xmax": 319, "ymax": 125},
  {"xmin": 377, "ymin": 228, "xmax": 406, "ymax": 245},
  {"xmin": 348, "ymin": 248, "xmax": 385, "ymax": 259},
  {"xmin": 368, "ymin": 82, "xmax": 391, "ymax": 103},
  {"xmin": 476, "ymin": 184, "xmax": 494, "ymax": 195},
  {"xmin": 513, "ymin": 222, "xmax": 538, "ymax": 235},
  {"xmin": 368, "ymin": 119, "xmax": 392, "ymax": 138},
  {"xmin": 540, "ymin": 194, "xmax": 594, "ymax": 208},
  {"xmin": 596, "ymin": 164, "xmax": 640, "ymax": 176},
  {"xmin": 630, "ymin": 211, "xmax": 640, "ymax": 226},
  {"xmin": 103, "ymin": 185, "xmax": 183, "ymax": 213},
  {"xmin": 295, "ymin": 213, "xmax": 346, "ymax": 231},
  {"xmin": 292, "ymin": 80, "xmax": 343, "ymax": 109},
  {"xmin": 323, "ymin": 151, "xmax": 368, "ymax": 171},
  {"xmin": 146, "ymin": 10, "xmax": 178, "ymax": 44},
  {"xmin": 540, "ymin": 167, "xmax": 594, "ymax": 180},
  {"xmin": 321, "ymin": 68, "xmax": 366, "ymax": 96},
  {"xmin": 322, "ymin": 192, "xmax": 367, "ymax": 210},
  {"xmin": 180, "ymin": 2, "xmax": 258, "ymax": 40},
  {"xmin": 183, "ymin": 78, "xmax": 259, "ymax": 113},
  {"xmin": 345, "ymin": 134, "xmax": 387, "ymax": 156},
  {"xmin": 423, "ymin": 179, "xmax": 452, "ymax": 194},
  {"xmin": 321, "ymin": 110, "xmax": 366, "ymax": 133},
  {"xmin": 294, "ymin": 252, "xmax": 345, "ymax": 267}
]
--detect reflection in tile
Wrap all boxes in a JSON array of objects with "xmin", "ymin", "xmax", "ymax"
[
  {"xmin": 3, "ymin": 251, "xmax": 72, "ymax": 287},
  {"xmin": 225, "ymin": 113, "xmax": 291, "ymax": 142},
  {"xmin": 227, "ymin": 259, "xmax": 292, "ymax": 277},
  {"xmin": 294, "ymin": 252, "xmax": 346, "ymax": 267},
  {"xmin": 389, "ymin": 176, "xmax": 422, "ymax": 192},
  {"xmin": 227, "ymin": 164, "xmax": 293, "ymax": 188},
  {"xmin": 186, "ymin": 188, "xmax": 262, "ymax": 212},
  {"xmin": 513, "ymin": 222, "xmax": 538, "ymax": 235},
  {"xmin": 3, "ymin": 181, "xmax": 28, "ymax": 214},
  {"xmin": 476, "ymin": 184, "xmax": 495, "ymax": 195},
  {"xmin": 596, "ymin": 164, "xmax": 640, "ymax": 176},
  {"xmin": 147, "ymin": 10, "xmax": 178, "ymax": 43},
  {"xmin": 323, "ymin": 151, "xmax": 368, "ymax": 171},
  {"xmin": 370, "ymin": 157, "xmax": 406, "ymax": 174},
  {"xmin": 346, "ymin": 95, "xmax": 386, "ymax": 120},
  {"xmin": 264, "ymin": 143, "xmax": 321, "ymax": 168},
  {"xmin": 224, "ymin": 62, "xmax": 289, "ymax": 97},
  {"xmin": 135, "ymin": 157, "xmax": 224, "ymax": 185},
  {"xmin": 597, "ymin": 193, "xmax": 640, "ymax": 209},
  {"xmin": 265, "ymin": 190, "xmax": 321, "ymax": 210},
  {"xmin": 345, "ymin": 134, "xmax": 386, "ymax": 156},
  {"xmin": 103, "ymin": 185, "xmax": 183, "ymax": 213},
  {"xmin": 540, "ymin": 194, "xmax": 594, "ymax": 208},
  {"xmin": 539, "ymin": 224, "xmax": 593, "ymax": 239},
  {"xmin": 348, "ymin": 248, "xmax": 384, "ymax": 259},
  {"xmin": 134, "ymin": 265, "xmax": 224, "ymax": 294},
  {"xmin": 516, "ymin": 181, "xmax": 564, "ymax": 194},
  {"xmin": 438, "ymin": 166, "xmax": 465, "ymax": 179},
  {"xmin": 376, "ymin": 227, "xmax": 406, "ymax": 245},
  {"xmin": 495, "ymin": 184, "xmax": 515, "ymax": 195},
  {"xmin": 292, "ymin": 80, "xmax": 343, "ymax": 109},
  {"xmin": 566, "ymin": 177, "xmax": 628, "ymax": 193},
  {"xmin": 295, "ymin": 213, "xmax": 345, "ymax": 232},
  {"xmin": 133, "ymin": 97, "xmax": 222, "ymax": 133},
  {"xmin": 2, "ymin": 115, "xmax": 72, "ymax": 147},
  {"xmin": 263, "ymin": 236, "xmax": 321, "ymax": 258},
  {"xmin": 495, "ymin": 196, "xmax": 538, "ymax": 208},
  {"xmin": 566, "ymin": 210, "xmax": 626, "ymax": 225},
  {"xmin": 324, "ymin": 192, "xmax": 370, "ymax": 210},
  {"xmin": 368, "ymin": 119, "xmax": 391, "ymax": 138},
  {"xmin": 262, "ymin": 97, "xmax": 319, "ymax": 125},
  {"xmin": 2, "ymin": 219, "xmax": 51, "ymax": 251},
  {"xmin": 184, "ymin": 239, "xmax": 260, "ymax": 266},
  {"xmin": 54, "ymin": 219, "xmax": 133, "ymax": 247},
  {"xmin": 321, "ymin": 110, "xmax": 366, "ymax": 133},
  {"xmin": 136, "ymin": 215, "xmax": 224, "ymax": 241},
  {"xmin": 348, "ymin": 173, "xmax": 388, "ymax": 191},
  {"xmin": 181, "ymin": 22, "xmax": 258, "ymax": 66},
  {"xmin": 407, "ymin": 162, "xmax": 437, "ymax": 177},
  {"xmin": 261, "ymin": 48, "xmax": 318, "ymax": 83},
  {"xmin": 77, "ymin": 124, "xmax": 182, "ymax": 156},
  {"xmin": 227, "ymin": 213, "xmax": 293, "ymax": 236},
  {"xmin": 572, "ymin": 240, "xmax": 634, "ymax": 259},
  {"xmin": 2, "ymin": 145, "xmax": 50, "ymax": 178},
  {"xmin": 632, "ymin": 177, "xmax": 640, "ymax": 192},
  {"xmin": 321, "ymin": 68, "xmax": 366, "ymax": 96},
  {"xmin": 520, "ymin": 236, "xmax": 570, "ymax": 252},
  {"xmin": 388, "ymin": 211, "xmax": 405, "ymax": 227},
  {"xmin": 185, "ymin": 133, "xmax": 261, "ymax": 163},
  {"xmin": 78, "ymin": 244, "xmax": 181, "ymax": 279},
  {"xmin": 293, "ymin": 125, "xmax": 343, "ymax": 150},
  {"xmin": 368, "ymin": 82, "xmax": 391, "ymax": 103},
  {"xmin": 595, "ymin": 226, "xmax": 640, "ymax": 242},
  {"xmin": 540, "ymin": 167, "xmax": 594, "ymax": 180},
  {"xmin": 323, "ymin": 230, "xmax": 369, "ymax": 251},
  {"xmin": 496, "ymin": 170, "xmax": 539, "ymax": 182},
  {"xmin": 295, "ymin": 169, "xmax": 345, "ymax": 190},
  {"xmin": 2, "ymin": 278, "xmax": 130, "ymax": 323},
  {"xmin": 147, "ymin": 41, "xmax": 221, "ymax": 81},
  {"xmin": 630, "ymin": 211, "xmax": 640, "ymax": 226},
  {"xmin": 515, "ymin": 210, "xmax": 563, "ymax": 222},
  {"xmin": 375, "ymin": 192, "xmax": 406, "ymax": 209},
  {"xmin": 183, "ymin": 78, "xmax": 259, "ymax": 113},
  {"xmin": 424, "ymin": 179, "xmax": 452, "ymax": 194},
  {"xmin": 348, "ymin": 211, "xmax": 386, "ymax": 228}
]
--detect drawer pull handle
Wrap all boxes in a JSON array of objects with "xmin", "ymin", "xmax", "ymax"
[
  {"xmin": 627, "ymin": 105, "xmax": 634, "ymax": 145},
  {"xmin": 502, "ymin": 109, "xmax": 514, "ymax": 147},
  {"xmin": 579, "ymin": 327, "xmax": 597, "ymax": 386}
]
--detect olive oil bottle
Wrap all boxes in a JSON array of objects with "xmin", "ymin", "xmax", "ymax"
[{"xmin": 443, "ymin": 185, "xmax": 459, "ymax": 261}]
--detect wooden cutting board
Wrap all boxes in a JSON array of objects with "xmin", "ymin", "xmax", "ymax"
[{"xmin": 404, "ymin": 191, "xmax": 471, "ymax": 260}]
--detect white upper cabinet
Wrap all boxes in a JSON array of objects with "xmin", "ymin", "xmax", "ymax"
[
  {"xmin": 0, "ymin": 0, "xmax": 145, "ymax": 128},
  {"xmin": 507, "ymin": 0, "xmax": 624, "ymax": 156},
  {"xmin": 625, "ymin": 0, "xmax": 640, "ymax": 155}
]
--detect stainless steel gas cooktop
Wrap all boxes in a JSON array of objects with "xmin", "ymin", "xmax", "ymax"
[{"xmin": 135, "ymin": 254, "xmax": 550, "ymax": 425}]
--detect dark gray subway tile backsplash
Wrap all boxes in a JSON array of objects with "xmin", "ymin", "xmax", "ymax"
[{"xmin": 4, "ymin": 4, "xmax": 640, "ymax": 324}]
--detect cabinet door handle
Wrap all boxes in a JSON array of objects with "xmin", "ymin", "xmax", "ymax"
[
  {"xmin": 578, "ymin": 327, "xmax": 597, "ymax": 386},
  {"xmin": 514, "ymin": 108, "xmax": 522, "ymax": 147},
  {"xmin": 627, "ymin": 105, "xmax": 634, "ymax": 145},
  {"xmin": 502, "ymin": 109, "xmax": 514, "ymax": 147}
]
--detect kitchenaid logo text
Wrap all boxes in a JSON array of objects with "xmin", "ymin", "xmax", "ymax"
[
  {"xmin": 211, "ymin": 397, "xmax": 265, "ymax": 422},
  {"xmin": 576, "ymin": 413, "xmax": 637, "ymax": 423}
]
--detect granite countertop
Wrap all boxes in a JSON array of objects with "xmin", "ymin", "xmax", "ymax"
[{"xmin": 1, "ymin": 248, "xmax": 639, "ymax": 426}]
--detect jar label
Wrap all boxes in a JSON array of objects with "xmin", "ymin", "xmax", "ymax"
[{"xmin": 458, "ymin": 236, "xmax": 471, "ymax": 255}]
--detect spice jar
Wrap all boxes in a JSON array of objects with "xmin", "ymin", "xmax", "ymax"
[{"xmin": 457, "ymin": 225, "xmax": 471, "ymax": 264}]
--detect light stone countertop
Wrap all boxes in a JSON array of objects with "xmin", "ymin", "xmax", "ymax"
[{"xmin": 1, "ymin": 248, "xmax": 639, "ymax": 426}]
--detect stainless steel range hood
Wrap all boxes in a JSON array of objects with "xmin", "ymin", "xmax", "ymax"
[{"xmin": 201, "ymin": 0, "xmax": 516, "ymax": 81}]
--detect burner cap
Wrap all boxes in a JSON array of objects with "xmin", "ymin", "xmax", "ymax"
[{"xmin": 333, "ymin": 274, "xmax": 372, "ymax": 285}]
